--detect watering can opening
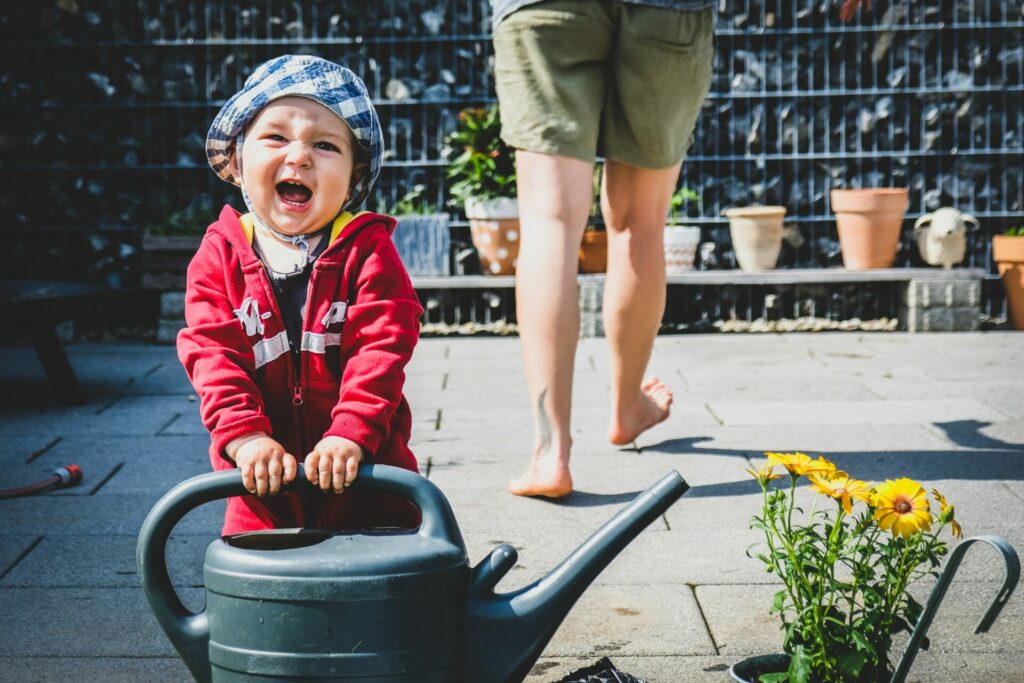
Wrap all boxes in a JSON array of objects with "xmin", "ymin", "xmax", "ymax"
[
  {"xmin": 224, "ymin": 526, "xmax": 421, "ymax": 551},
  {"xmin": 224, "ymin": 529, "xmax": 332, "ymax": 551}
]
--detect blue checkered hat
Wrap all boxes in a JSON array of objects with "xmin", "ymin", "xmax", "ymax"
[{"xmin": 206, "ymin": 54, "xmax": 383, "ymax": 211}]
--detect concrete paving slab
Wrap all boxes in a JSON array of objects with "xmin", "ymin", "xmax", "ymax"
[
  {"xmin": 706, "ymin": 398, "xmax": 1004, "ymax": 427},
  {"xmin": 0, "ymin": 657, "xmax": 190, "ymax": 683},
  {"xmin": 0, "ymin": 395, "xmax": 195, "ymax": 438},
  {"xmin": 2, "ymin": 534, "xmax": 207, "ymax": 588},
  {"xmin": 120, "ymin": 360, "xmax": 194, "ymax": 395},
  {"xmin": 637, "ymin": 423, "xmax": 954, "ymax": 457},
  {"xmin": 0, "ymin": 587, "xmax": 202, "ymax": 657},
  {"xmin": 1, "ymin": 494, "xmax": 224, "ymax": 535},
  {"xmin": 156, "ymin": 403, "xmax": 207, "ymax": 436},
  {"xmin": 0, "ymin": 436, "xmax": 58, "ymax": 464},
  {"xmin": 542, "ymin": 584, "xmax": 716, "ymax": 657},
  {"xmin": 0, "ymin": 535, "xmax": 40, "ymax": 577}
]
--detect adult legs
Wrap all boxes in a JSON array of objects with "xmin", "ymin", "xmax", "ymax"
[
  {"xmin": 601, "ymin": 159, "xmax": 681, "ymax": 445},
  {"xmin": 508, "ymin": 150, "xmax": 594, "ymax": 498}
]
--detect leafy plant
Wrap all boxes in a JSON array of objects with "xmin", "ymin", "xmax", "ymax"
[
  {"xmin": 586, "ymin": 163, "xmax": 605, "ymax": 232},
  {"xmin": 667, "ymin": 186, "xmax": 701, "ymax": 226},
  {"xmin": 747, "ymin": 452, "xmax": 962, "ymax": 682},
  {"xmin": 391, "ymin": 184, "xmax": 437, "ymax": 216},
  {"xmin": 444, "ymin": 105, "xmax": 517, "ymax": 208},
  {"xmin": 1005, "ymin": 225, "xmax": 1024, "ymax": 237}
]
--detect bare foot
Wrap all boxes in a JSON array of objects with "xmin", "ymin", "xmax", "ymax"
[
  {"xmin": 508, "ymin": 455, "xmax": 573, "ymax": 498},
  {"xmin": 608, "ymin": 376, "xmax": 673, "ymax": 446}
]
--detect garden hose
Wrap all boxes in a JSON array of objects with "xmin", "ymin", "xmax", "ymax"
[{"xmin": 0, "ymin": 465, "xmax": 83, "ymax": 499}]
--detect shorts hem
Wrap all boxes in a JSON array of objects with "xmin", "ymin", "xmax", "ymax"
[{"xmin": 500, "ymin": 132, "xmax": 596, "ymax": 164}]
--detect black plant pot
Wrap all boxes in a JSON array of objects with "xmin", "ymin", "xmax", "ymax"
[
  {"xmin": 729, "ymin": 654, "xmax": 893, "ymax": 683},
  {"xmin": 728, "ymin": 654, "xmax": 789, "ymax": 682}
]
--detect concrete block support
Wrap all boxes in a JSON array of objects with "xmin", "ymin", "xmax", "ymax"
[
  {"xmin": 901, "ymin": 278, "xmax": 981, "ymax": 310},
  {"xmin": 578, "ymin": 277, "xmax": 605, "ymax": 338},
  {"xmin": 898, "ymin": 277, "xmax": 982, "ymax": 332},
  {"xmin": 898, "ymin": 306, "xmax": 981, "ymax": 333},
  {"xmin": 156, "ymin": 292, "xmax": 186, "ymax": 344}
]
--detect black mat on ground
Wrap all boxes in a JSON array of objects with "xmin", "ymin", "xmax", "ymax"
[{"xmin": 552, "ymin": 657, "xmax": 647, "ymax": 683}]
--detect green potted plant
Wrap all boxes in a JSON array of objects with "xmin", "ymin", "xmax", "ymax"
[
  {"xmin": 732, "ymin": 452, "xmax": 1018, "ymax": 682},
  {"xmin": 579, "ymin": 163, "xmax": 607, "ymax": 274},
  {"xmin": 664, "ymin": 186, "xmax": 702, "ymax": 275},
  {"xmin": 993, "ymin": 225, "xmax": 1024, "ymax": 330},
  {"xmin": 445, "ymin": 105, "xmax": 519, "ymax": 275},
  {"xmin": 389, "ymin": 184, "xmax": 450, "ymax": 277}
]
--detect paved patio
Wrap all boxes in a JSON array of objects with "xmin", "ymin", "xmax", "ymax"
[{"xmin": 1, "ymin": 332, "xmax": 1022, "ymax": 682}]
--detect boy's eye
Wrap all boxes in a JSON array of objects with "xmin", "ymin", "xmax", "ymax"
[
  {"xmin": 265, "ymin": 134, "xmax": 286, "ymax": 142},
  {"xmin": 315, "ymin": 141, "xmax": 340, "ymax": 152}
]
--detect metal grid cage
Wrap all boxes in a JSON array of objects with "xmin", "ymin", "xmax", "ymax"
[{"xmin": 1, "ymin": 0, "xmax": 1021, "ymax": 325}]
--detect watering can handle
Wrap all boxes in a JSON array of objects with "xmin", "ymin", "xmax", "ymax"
[{"xmin": 136, "ymin": 464, "xmax": 460, "ymax": 683}]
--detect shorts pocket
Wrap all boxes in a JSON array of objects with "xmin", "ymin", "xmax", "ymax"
[{"xmin": 633, "ymin": 7, "xmax": 712, "ymax": 54}]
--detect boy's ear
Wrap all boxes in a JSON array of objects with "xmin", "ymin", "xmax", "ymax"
[
  {"xmin": 350, "ymin": 160, "xmax": 370, "ymax": 192},
  {"xmin": 227, "ymin": 147, "xmax": 242, "ymax": 183}
]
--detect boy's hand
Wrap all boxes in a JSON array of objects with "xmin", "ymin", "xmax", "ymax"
[
  {"xmin": 227, "ymin": 433, "xmax": 298, "ymax": 496},
  {"xmin": 305, "ymin": 436, "xmax": 365, "ymax": 493}
]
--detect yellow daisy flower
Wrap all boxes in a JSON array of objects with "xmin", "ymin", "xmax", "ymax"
[
  {"xmin": 745, "ymin": 464, "xmax": 783, "ymax": 487},
  {"xmin": 765, "ymin": 452, "xmax": 836, "ymax": 478},
  {"xmin": 931, "ymin": 487, "xmax": 964, "ymax": 539},
  {"xmin": 809, "ymin": 472, "xmax": 872, "ymax": 515},
  {"xmin": 873, "ymin": 478, "xmax": 933, "ymax": 538}
]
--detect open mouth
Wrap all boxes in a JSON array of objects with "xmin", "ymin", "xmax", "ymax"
[{"xmin": 276, "ymin": 180, "xmax": 313, "ymax": 206}]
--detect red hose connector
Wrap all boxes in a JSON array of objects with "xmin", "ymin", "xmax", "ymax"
[{"xmin": 0, "ymin": 464, "xmax": 83, "ymax": 499}]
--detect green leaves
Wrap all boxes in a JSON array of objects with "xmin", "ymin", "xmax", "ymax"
[
  {"xmin": 749, "ymin": 466, "xmax": 958, "ymax": 681},
  {"xmin": 444, "ymin": 106, "xmax": 517, "ymax": 208}
]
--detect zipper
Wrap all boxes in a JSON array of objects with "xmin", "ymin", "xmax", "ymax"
[{"xmin": 292, "ymin": 383, "xmax": 303, "ymax": 406}]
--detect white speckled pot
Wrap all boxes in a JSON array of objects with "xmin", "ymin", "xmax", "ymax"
[{"xmin": 465, "ymin": 197, "xmax": 520, "ymax": 275}]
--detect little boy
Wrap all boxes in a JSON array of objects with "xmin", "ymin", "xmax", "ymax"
[{"xmin": 178, "ymin": 55, "xmax": 422, "ymax": 534}]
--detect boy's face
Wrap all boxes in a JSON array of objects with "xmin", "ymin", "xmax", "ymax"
[{"xmin": 231, "ymin": 96, "xmax": 364, "ymax": 235}]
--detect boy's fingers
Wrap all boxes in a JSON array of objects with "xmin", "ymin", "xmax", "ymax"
[
  {"xmin": 345, "ymin": 456, "xmax": 359, "ymax": 488},
  {"xmin": 332, "ymin": 457, "xmax": 346, "ymax": 494},
  {"xmin": 240, "ymin": 461, "xmax": 256, "ymax": 494},
  {"xmin": 318, "ymin": 454, "xmax": 332, "ymax": 491},
  {"xmin": 267, "ymin": 458, "xmax": 282, "ymax": 495},
  {"xmin": 253, "ymin": 460, "xmax": 268, "ymax": 497},
  {"xmin": 304, "ymin": 453, "xmax": 318, "ymax": 483},
  {"xmin": 282, "ymin": 453, "xmax": 298, "ymax": 483}
]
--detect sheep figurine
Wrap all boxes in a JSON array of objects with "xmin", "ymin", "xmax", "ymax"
[{"xmin": 913, "ymin": 207, "xmax": 978, "ymax": 269}]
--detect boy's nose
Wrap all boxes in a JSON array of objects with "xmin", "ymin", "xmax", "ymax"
[{"xmin": 284, "ymin": 143, "xmax": 312, "ymax": 167}]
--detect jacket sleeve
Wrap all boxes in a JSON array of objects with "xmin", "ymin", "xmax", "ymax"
[
  {"xmin": 325, "ymin": 226, "xmax": 423, "ymax": 455},
  {"xmin": 176, "ymin": 236, "xmax": 273, "ymax": 460}
]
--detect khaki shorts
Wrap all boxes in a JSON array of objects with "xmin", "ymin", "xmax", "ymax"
[{"xmin": 494, "ymin": 0, "xmax": 714, "ymax": 169}]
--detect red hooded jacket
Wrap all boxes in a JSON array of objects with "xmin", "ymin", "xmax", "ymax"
[{"xmin": 177, "ymin": 205, "xmax": 423, "ymax": 534}]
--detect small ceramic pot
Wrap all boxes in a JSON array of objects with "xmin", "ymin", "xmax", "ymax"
[
  {"xmin": 724, "ymin": 206, "xmax": 786, "ymax": 271},
  {"xmin": 664, "ymin": 225, "xmax": 702, "ymax": 274}
]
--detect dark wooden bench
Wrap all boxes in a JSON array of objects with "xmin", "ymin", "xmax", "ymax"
[{"xmin": 0, "ymin": 280, "xmax": 107, "ymax": 404}]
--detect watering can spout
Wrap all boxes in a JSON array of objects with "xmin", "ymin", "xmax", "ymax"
[{"xmin": 463, "ymin": 470, "xmax": 689, "ymax": 683}]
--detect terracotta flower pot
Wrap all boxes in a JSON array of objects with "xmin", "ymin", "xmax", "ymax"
[
  {"xmin": 724, "ymin": 206, "xmax": 786, "ymax": 271},
  {"xmin": 578, "ymin": 229, "xmax": 607, "ymax": 273},
  {"xmin": 465, "ymin": 197, "xmax": 520, "ymax": 275},
  {"xmin": 993, "ymin": 235, "xmax": 1024, "ymax": 330},
  {"xmin": 831, "ymin": 188, "xmax": 909, "ymax": 270}
]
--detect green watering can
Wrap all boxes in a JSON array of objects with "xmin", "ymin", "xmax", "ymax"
[{"xmin": 137, "ymin": 464, "xmax": 689, "ymax": 682}]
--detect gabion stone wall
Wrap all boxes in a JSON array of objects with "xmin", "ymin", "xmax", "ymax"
[
  {"xmin": 1, "ymin": 0, "xmax": 491, "ymax": 285},
  {"xmin": 2, "ymin": 1, "xmax": 1022, "ymax": 321}
]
